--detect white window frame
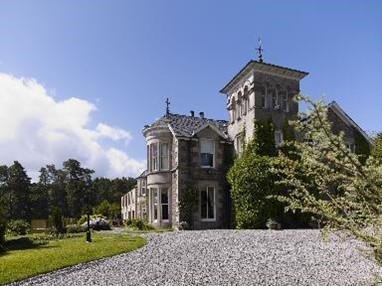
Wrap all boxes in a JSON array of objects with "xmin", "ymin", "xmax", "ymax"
[
  {"xmin": 260, "ymin": 86, "xmax": 267, "ymax": 108},
  {"xmin": 152, "ymin": 188, "xmax": 158, "ymax": 222},
  {"xmin": 280, "ymin": 90, "xmax": 289, "ymax": 112},
  {"xmin": 200, "ymin": 138, "xmax": 215, "ymax": 168},
  {"xmin": 160, "ymin": 143, "xmax": 169, "ymax": 170},
  {"xmin": 275, "ymin": 130, "xmax": 283, "ymax": 147},
  {"xmin": 271, "ymin": 89, "xmax": 278, "ymax": 109},
  {"xmin": 150, "ymin": 143, "xmax": 158, "ymax": 171},
  {"xmin": 200, "ymin": 186, "xmax": 216, "ymax": 221},
  {"xmin": 160, "ymin": 187, "xmax": 169, "ymax": 222}
]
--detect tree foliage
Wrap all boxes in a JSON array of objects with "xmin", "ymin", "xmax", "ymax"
[
  {"xmin": 276, "ymin": 95, "xmax": 382, "ymax": 263},
  {"xmin": 227, "ymin": 118, "xmax": 282, "ymax": 229},
  {"xmin": 0, "ymin": 159, "xmax": 136, "ymax": 224},
  {"xmin": 0, "ymin": 206, "xmax": 6, "ymax": 251},
  {"xmin": 372, "ymin": 132, "xmax": 382, "ymax": 162}
]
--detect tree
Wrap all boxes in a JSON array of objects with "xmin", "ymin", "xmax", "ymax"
[
  {"xmin": 276, "ymin": 95, "xmax": 382, "ymax": 263},
  {"xmin": 372, "ymin": 132, "xmax": 382, "ymax": 162},
  {"xmin": 0, "ymin": 206, "xmax": 6, "ymax": 251},
  {"xmin": 63, "ymin": 159, "xmax": 94, "ymax": 218},
  {"xmin": 7, "ymin": 161, "xmax": 31, "ymax": 221}
]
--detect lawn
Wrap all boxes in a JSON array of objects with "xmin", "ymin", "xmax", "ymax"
[{"xmin": 0, "ymin": 232, "xmax": 146, "ymax": 285}]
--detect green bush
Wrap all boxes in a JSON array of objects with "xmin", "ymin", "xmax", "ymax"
[
  {"xmin": 0, "ymin": 207, "xmax": 6, "ymax": 251},
  {"xmin": 266, "ymin": 218, "xmax": 281, "ymax": 230},
  {"xmin": 124, "ymin": 219, "xmax": 154, "ymax": 231},
  {"xmin": 49, "ymin": 207, "xmax": 65, "ymax": 236},
  {"xmin": 66, "ymin": 224, "xmax": 86, "ymax": 233},
  {"xmin": 77, "ymin": 214, "xmax": 105, "ymax": 226},
  {"xmin": 7, "ymin": 220, "xmax": 31, "ymax": 235}
]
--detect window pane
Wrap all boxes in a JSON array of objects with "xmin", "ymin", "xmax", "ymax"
[
  {"xmin": 201, "ymin": 190, "xmax": 207, "ymax": 219},
  {"xmin": 200, "ymin": 140, "xmax": 213, "ymax": 153},
  {"xmin": 162, "ymin": 205, "xmax": 169, "ymax": 220},
  {"xmin": 200, "ymin": 153, "xmax": 213, "ymax": 167},
  {"xmin": 160, "ymin": 143, "xmax": 169, "ymax": 170},
  {"xmin": 207, "ymin": 188, "xmax": 214, "ymax": 219},
  {"xmin": 154, "ymin": 205, "xmax": 158, "ymax": 220},
  {"xmin": 161, "ymin": 188, "xmax": 168, "ymax": 204}
]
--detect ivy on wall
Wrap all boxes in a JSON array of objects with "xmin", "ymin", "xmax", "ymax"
[{"xmin": 178, "ymin": 183, "xmax": 198, "ymax": 226}]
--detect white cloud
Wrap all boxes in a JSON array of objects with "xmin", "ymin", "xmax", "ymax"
[{"xmin": 0, "ymin": 73, "xmax": 145, "ymax": 180}]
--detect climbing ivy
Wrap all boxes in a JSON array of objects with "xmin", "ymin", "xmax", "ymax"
[{"xmin": 178, "ymin": 183, "xmax": 198, "ymax": 226}]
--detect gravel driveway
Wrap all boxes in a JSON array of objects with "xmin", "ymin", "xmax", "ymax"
[{"xmin": 10, "ymin": 230, "xmax": 382, "ymax": 286}]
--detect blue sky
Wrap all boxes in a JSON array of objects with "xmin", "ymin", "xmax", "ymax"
[{"xmin": 0, "ymin": 0, "xmax": 381, "ymax": 179}]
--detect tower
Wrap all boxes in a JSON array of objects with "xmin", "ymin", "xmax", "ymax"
[{"xmin": 219, "ymin": 59, "xmax": 308, "ymax": 153}]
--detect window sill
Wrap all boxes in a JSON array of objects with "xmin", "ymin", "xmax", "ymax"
[
  {"xmin": 200, "ymin": 166, "xmax": 215, "ymax": 169},
  {"xmin": 201, "ymin": 218, "xmax": 216, "ymax": 222}
]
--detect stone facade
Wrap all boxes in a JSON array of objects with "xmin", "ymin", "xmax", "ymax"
[{"xmin": 121, "ymin": 59, "xmax": 372, "ymax": 230}]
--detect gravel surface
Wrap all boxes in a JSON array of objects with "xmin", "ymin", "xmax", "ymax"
[{"xmin": 10, "ymin": 230, "xmax": 382, "ymax": 286}]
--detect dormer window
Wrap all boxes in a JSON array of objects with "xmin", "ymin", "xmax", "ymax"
[{"xmin": 200, "ymin": 139, "xmax": 214, "ymax": 168}]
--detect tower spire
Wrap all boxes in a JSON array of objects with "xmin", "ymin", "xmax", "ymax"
[
  {"xmin": 165, "ymin": 97, "xmax": 170, "ymax": 115},
  {"xmin": 256, "ymin": 38, "xmax": 264, "ymax": 63}
]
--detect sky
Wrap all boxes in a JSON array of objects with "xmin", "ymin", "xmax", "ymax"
[{"xmin": 0, "ymin": 0, "xmax": 381, "ymax": 180}]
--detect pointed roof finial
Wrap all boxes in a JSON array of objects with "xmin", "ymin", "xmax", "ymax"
[
  {"xmin": 165, "ymin": 97, "xmax": 170, "ymax": 115},
  {"xmin": 256, "ymin": 38, "xmax": 264, "ymax": 63}
]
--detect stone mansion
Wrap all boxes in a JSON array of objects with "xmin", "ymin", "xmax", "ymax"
[{"xmin": 121, "ymin": 57, "xmax": 373, "ymax": 229}]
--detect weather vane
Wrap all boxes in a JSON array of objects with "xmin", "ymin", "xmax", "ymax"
[
  {"xmin": 165, "ymin": 97, "xmax": 170, "ymax": 115},
  {"xmin": 256, "ymin": 38, "xmax": 264, "ymax": 63}
]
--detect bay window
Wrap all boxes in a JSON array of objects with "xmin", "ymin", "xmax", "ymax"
[
  {"xmin": 149, "ymin": 142, "xmax": 170, "ymax": 172},
  {"xmin": 160, "ymin": 143, "xmax": 169, "ymax": 170},
  {"xmin": 161, "ymin": 188, "xmax": 169, "ymax": 220}
]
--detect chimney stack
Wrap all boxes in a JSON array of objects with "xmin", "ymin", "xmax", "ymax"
[
  {"xmin": 199, "ymin": 112, "xmax": 204, "ymax": 119},
  {"xmin": 190, "ymin": 110, "xmax": 194, "ymax": 117}
]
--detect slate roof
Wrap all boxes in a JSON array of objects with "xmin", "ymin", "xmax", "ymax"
[
  {"xmin": 220, "ymin": 60, "xmax": 309, "ymax": 94},
  {"xmin": 145, "ymin": 113, "xmax": 230, "ymax": 140}
]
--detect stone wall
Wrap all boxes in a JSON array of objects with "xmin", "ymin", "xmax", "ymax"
[{"xmin": 176, "ymin": 126, "xmax": 232, "ymax": 229}]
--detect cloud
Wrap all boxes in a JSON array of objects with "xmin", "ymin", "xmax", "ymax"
[{"xmin": 0, "ymin": 73, "xmax": 145, "ymax": 180}]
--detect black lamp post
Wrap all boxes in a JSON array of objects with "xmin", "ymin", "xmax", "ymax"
[{"xmin": 84, "ymin": 177, "xmax": 92, "ymax": 243}]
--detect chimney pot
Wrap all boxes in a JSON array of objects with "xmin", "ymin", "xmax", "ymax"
[
  {"xmin": 190, "ymin": 110, "xmax": 194, "ymax": 117},
  {"xmin": 199, "ymin": 112, "xmax": 204, "ymax": 119}
]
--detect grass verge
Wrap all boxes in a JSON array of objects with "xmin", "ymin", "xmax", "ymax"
[{"xmin": 0, "ymin": 232, "xmax": 146, "ymax": 285}]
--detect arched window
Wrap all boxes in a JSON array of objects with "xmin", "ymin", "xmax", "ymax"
[
  {"xmin": 243, "ymin": 86, "xmax": 249, "ymax": 114},
  {"xmin": 259, "ymin": 86, "xmax": 267, "ymax": 108},
  {"xmin": 237, "ymin": 91, "xmax": 243, "ymax": 118},
  {"xmin": 279, "ymin": 89, "xmax": 288, "ymax": 112},
  {"xmin": 229, "ymin": 96, "xmax": 236, "ymax": 123},
  {"xmin": 269, "ymin": 88, "xmax": 278, "ymax": 109}
]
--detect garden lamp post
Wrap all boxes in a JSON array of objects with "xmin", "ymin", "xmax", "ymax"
[
  {"xmin": 85, "ymin": 178, "xmax": 92, "ymax": 243},
  {"xmin": 79, "ymin": 174, "xmax": 93, "ymax": 243}
]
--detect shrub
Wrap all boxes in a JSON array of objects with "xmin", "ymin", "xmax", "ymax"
[
  {"xmin": 77, "ymin": 214, "xmax": 105, "ymax": 226},
  {"xmin": 178, "ymin": 221, "xmax": 189, "ymax": 230},
  {"xmin": 66, "ymin": 224, "xmax": 86, "ymax": 233},
  {"xmin": 49, "ymin": 207, "xmax": 65, "ymax": 236},
  {"xmin": 266, "ymin": 218, "xmax": 281, "ymax": 230},
  {"xmin": 0, "ymin": 207, "xmax": 6, "ymax": 251},
  {"xmin": 81, "ymin": 217, "xmax": 111, "ymax": 231},
  {"xmin": 124, "ymin": 219, "xmax": 154, "ymax": 231},
  {"xmin": 7, "ymin": 220, "xmax": 30, "ymax": 235}
]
